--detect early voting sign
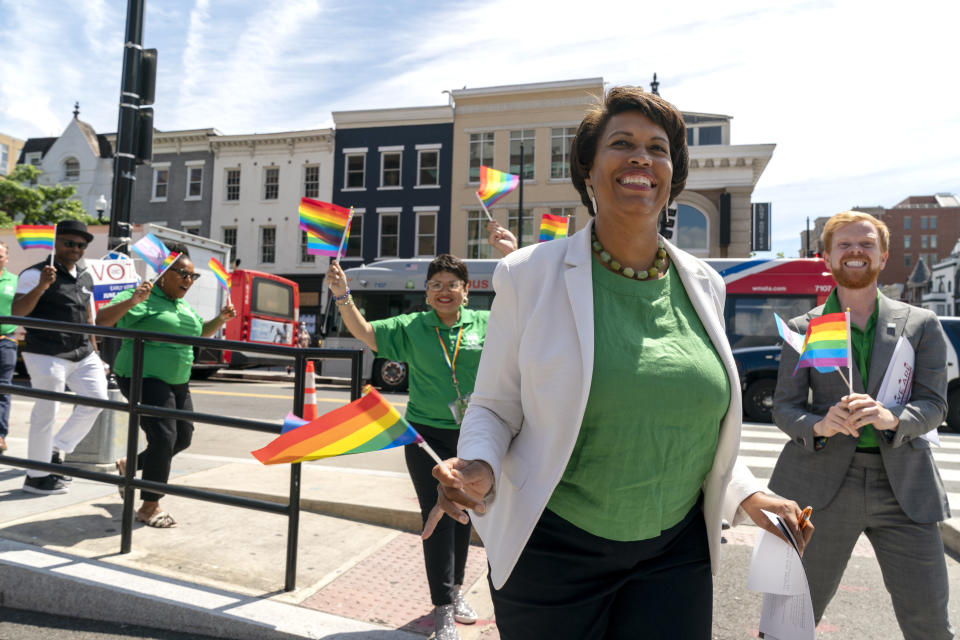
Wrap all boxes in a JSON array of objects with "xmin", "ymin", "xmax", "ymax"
[{"xmin": 87, "ymin": 258, "xmax": 140, "ymax": 311}]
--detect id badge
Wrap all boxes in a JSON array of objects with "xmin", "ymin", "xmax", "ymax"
[{"xmin": 448, "ymin": 393, "xmax": 472, "ymax": 425}]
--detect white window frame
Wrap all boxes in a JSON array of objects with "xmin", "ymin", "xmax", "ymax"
[
  {"xmin": 262, "ymin": 166, "xmax": 280, "ymax": 200},
  {"xmin": 466, "ymin": 209, "xmax": 493, "ymax": 259},
  {"xmin": 468, "ymin": 132, "xmax": 494, "ymax": 184},
  {"xmin": 342, "ymin": 147, "xmax": 367, "ymax": 191},
  {"xmin": 344, "ymin": 209, "xmax": 364, "ymax": 258},
  {"xmin": 379, "ymin": 146, "xmax": 403, "ymax": 190},
  {"xmin": 377, "ymin": 207, "xmax": 401, "ymax": 258},
  {"xmin": 299, "ymin": 229, "xmax": 316, "ymax": 264},
  {"xmin": 303, "ymin": 163, "xmax": 321, "ymax": 198},
  {"xmin": 675, "ymin": 203, "xmax": 710, "ymax": 257},
  {"xmin": 184, "ymin": 161, "xmax": 204, "ymax": 200},
  {"xmin": 259, "ymin": 226, "xmax": 277, "ymax": 264},
  {"xmin": 222, "ymin": 227, "xmax": 238, "ymax": 259},
  {"xmin": 548, "ymin": 206, "xmax": 577, "ymax": 234},
  {"xmin": 415, "ymin": 144, "xmax": 441, "ymax": 188},
  {"xmin": 151, "ymin": 162, "xmax": 170, "ymax": 202},
  {"xmin": 414, "ymin": 206, "xmax": 439, "ymax": 257},
  {"xmin": 509, "ymin": 129, "xmax": 536, "ymax": 181},
  {"xmin": 63, "ymin": 157, "xmax": 80, "ymax": 182},
  {"xmin": 224, "ymin": 168, "xmax": 241, "ymax": 202},
  {"xmin": 181, "ymin": 219, "xmax": 202, "ymax": 235},
  {"xmin": 549, "ymin": 127, "xmax": 576, "ymax": 181}
]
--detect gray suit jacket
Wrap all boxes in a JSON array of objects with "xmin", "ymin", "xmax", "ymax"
[{"xmin": 769, "ymin": 293, "xmax": 950, "ymax": 523}]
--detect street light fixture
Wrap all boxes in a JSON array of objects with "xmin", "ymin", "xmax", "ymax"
[{"xmin": 95, "ymin": 194, "xmax": 108, "ymax": 225}]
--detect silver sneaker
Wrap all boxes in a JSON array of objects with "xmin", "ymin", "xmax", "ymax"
[
  {"xmin": 433, "ymin": 604, "xmax": 460, "ymax": 640},
  {"xmin": 453, "ymin": 587, "xmax": 478, "ymax": 624}
]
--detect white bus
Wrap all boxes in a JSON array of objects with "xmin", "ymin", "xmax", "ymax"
[{"xmin": 318, "ymin": 259, "xmax": 499, "ymax": 390}]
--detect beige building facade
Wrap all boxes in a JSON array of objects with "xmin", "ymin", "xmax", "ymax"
[
  {"xmin": 0, "ymin": 132, "xmax": 25, "ymax": 176},
  {"xmin": 448, "ymin": 78, "xmax": 774, "ymax": 259}
]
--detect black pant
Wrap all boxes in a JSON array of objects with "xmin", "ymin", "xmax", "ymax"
[
  {"xmin": 117, "ymin": 377, "xmax": 194, "ymax": 503},
  {"xmin": 405, "ymin": 421, "xmax": 471, "ymax": 606},
  {"xmin": 492, "ymin": 498, "xmax": 712, "ymax": 640}
]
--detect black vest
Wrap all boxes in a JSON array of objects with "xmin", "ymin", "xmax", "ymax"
[{"xmin": 22, "ymin": 260, "xmax": 94, "ymax": 362}]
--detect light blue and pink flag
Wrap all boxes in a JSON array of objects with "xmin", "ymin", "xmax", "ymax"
[
  {"xmin": 130, "ymin": 233, "xmax": 171, "ymax": 273},
  {"xmin": 774, "ymin": 313, "xmax": 806, "ymax": 354}
]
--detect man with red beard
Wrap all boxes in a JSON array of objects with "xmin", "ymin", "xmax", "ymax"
[{"xmin": 769, "ymin": 211, "xmax": 952, "ymax": 639}]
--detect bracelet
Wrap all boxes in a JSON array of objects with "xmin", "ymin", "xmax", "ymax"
[
  {"xmin": 335, "ymin": 295, "xmax": 354, "ymax": 308},
  {"xmin": 333, "ymin": 289, "xmax": 351, "ymax": 302}
]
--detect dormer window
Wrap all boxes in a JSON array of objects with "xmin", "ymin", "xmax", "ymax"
[{"xmin": 63, "ymin": 158, "xmax": 80, "ymax": 181}]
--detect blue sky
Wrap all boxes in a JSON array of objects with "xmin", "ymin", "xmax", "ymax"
[{"xmin": 2, "ymin": 0, "xmax": 958, "ymax": 257}]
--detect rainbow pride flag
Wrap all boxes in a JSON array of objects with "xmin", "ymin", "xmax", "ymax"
[
  {"xmin": 14, "ymin": 225, "xmax": 56, "ymax": 251},
  {"xmin": 477, "ymin": 166, "xmax": 519, "ymax": 208},
  {"xmin": 538, "ymin": 214, "xmax": 569, "ymax": 243},
  {"xmin": 300, "ymin": 198, "xmax": 351, "ymax": 248},
  {"xmin": 156, "ymin": 251, "xmax": 181, "ymax": 276},
  {"xmin": 208, "ymin": 257, "xmax": 230, "ymax": 292},
  {"xmin": 252, "ymin": 386, "xmax": 420, "ymax": 465},
  {"xmin": 795, "ymin": 311, "xmax": 851, "ymax": 374}
]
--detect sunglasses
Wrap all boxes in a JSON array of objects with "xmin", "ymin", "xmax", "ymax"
[
  {"xmin": 426, "ymin": 280, "xmax": 464, "ymax": 292},
  {"xmin": 169, "ymin": 268, "xmax": 201, "ymax": 282},
  {"xmin": 60, "ymin": 240, "xmax": 88, "ymax": 249}
]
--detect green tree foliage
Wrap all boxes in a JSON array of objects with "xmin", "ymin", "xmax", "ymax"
[{"xmin": 0, "ymin": 165, "xmax": 95, "ymax": 226}]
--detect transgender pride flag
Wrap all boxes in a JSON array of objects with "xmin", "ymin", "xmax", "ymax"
[{"xmin": 130, "ymin": 233, "xmax": 171, "ymax": 273}]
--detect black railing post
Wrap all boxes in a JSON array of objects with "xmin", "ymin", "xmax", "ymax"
[
  {"xmin": 284, "ymin": 353, "xmax": 307, "ymax": 591},
  {"xmin": 120, "ymin": 337, "xmax": 144, "ymax": 554},
  {"xmin": 350, "ymin": 351, "xmax": 363, "ymax": 401}
]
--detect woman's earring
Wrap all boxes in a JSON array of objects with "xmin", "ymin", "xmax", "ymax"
[
  {"xmin": 589, "ymin": 187, "xmax": 597, "ymax": 214},
  {"xmin": 424, "ymin": 296, "xmax": 430, "ymax": 307},
  {"xmin": 462, "ymin": 296, "xmax": 469, "ymax": 307}
]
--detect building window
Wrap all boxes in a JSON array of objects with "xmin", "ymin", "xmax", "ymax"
[
  {"xmin": 549, "ymin": 207, "xmax": 577, "ymax": 233},
  {"xmin": 921, "ymin": 216, "xmax": 928, "ymax": 230},
  {"xmin": 417, "ymin": 149, "xmax": 439, "ymax": 186},
  {"xmin": 699, "ymin": 126, "xmax": 722, "ymax": 145},
  {"xmin": 182, "ymin": 225, "xmax": 201, "ymax": 235},
  {"xmin": 260, "ymin": 226, "xmax": 276, "ymax": 263},
  {"xmin": 186, "ymin": 166, "xmax": 203, "ymax": 199},
  {"xmin": 921, "ymin": 235, "xmax": 929, "ymax": 249},
  {"xmin": 303, "ymin": 164, "xmax": 320, "ymax": 198},
  {"xmin": 415, "ymin": 212, "xmax": 437, "ymax": 257},
  {"xmin": 904, "ymin": 217, "xmax": 911, "ymax": 230},
  {"xmin": 222, "ymin": 227, "xmax": 237, "ymax": 262},
  {"xmin": 930, "ymin": 216, "xmax": 938, "ymax": 230},
  {"xmin": 225, "ymin": 168, "xmax": 240, "ymax": 201},
  {"xmin": 380, "ymin": 151, "xmax": 402, "ymax": 188},
  {"xmin": 0, "ymin": 143, "xmax": 8, "ymax": 175},
  {"xmin": 378, "ymin": 212, "xmax": 399, "ymax": 257},
  {"xmin": 300, "ymin": 230, "xmax": 315, "ymax": 263},
  {"xmin": 550, "ymin": 127, "xmax": 576, "ymax": 179},
  {"xmin": 345, "ymin": 153, "xmax": 365, "ymax": 189},
  {"xmin": 508, "ymin": 208, "xmax": 535, "ymax": 247},
  {"xmin": 468, "ymin": 132, "xmax": 494, "ymax": 183},
  {"xmin": 931, "ymin": 235, "xmax": 938, "ymax": 249},
  {"xmin": 263, "ymin": 167, "xmax": 279, "ymax": 200},
  {"xmin": 345, "ymin": 212, "xmax": 363, "ymax": 258},
  {"xmin": 509, "ymin": 129, "xmax": 535, "ymax": 180},
  {"xmin": 904, "ymin": 235, "xmax": 911, "ymax": 249},
  {"xmin": 466, "ymin": 210, "xmax": 493, "ymax": 259},
  {"xmin": 676, "ymin": 204, "xmax": 709, "ymax": 252},
  {"xmin": 63, "ymin": 157, "xmax": 80, "ymax": 181},
  {"xmin": 152, "ymin": 168, "xmax": 168, "ymax": 200},
  {"xmin": 904, "ymin": 254, "xmax": 911, "ymax": 268}
]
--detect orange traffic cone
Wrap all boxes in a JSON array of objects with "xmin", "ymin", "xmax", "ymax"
[{"xmin": 302, "ymin": 360, "xmax": 318, "ymax": 420}]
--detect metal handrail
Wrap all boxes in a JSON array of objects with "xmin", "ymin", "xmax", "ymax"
[{"xmin": 0, "ymin": 315, "xmax": 364, "ymax": 591}]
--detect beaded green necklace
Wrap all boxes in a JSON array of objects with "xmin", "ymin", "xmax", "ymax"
[{"xmin": 591, "ymin": 228, "xmax": 668, "ymax": 280}]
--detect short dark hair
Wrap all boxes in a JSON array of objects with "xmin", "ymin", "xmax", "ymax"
[
  {"xmin": 570, "ymin": 86, "xmax": 688, "ymax": 215},
  {"xmin": 427, "ymin": 254, "xmax": 468, "ymax": 284},
  {"xmin": 166, "ymin": 242, "xmax": 191, "ymax": 258}
]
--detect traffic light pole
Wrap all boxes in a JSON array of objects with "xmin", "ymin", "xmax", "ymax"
[{"xmin": 109, "ymin": 0, "xmax": 146, "ymax": 251}]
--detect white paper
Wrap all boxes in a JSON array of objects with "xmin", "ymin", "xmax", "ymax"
[
  {"xmin": 875, "ymin": 336, "xmax": 939, "ymax": 446},
  {"xmin": 748, "ymin": 510, "xmax": 815, "ymax": 640}
]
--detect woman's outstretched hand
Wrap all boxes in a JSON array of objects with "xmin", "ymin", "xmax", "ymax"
[{"xmin": 421, "ymin": 457, "xmax": 495, "ymax": 539}]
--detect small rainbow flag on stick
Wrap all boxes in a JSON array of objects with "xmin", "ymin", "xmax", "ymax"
[
  {"xmin": 538, "ymin": 214, "xmax": 569, "ymax": 243},
  {"xmin": 252, "ymin": 386, "xmax": 443, "ymax": 465},
  {"xmin": 208, "ymin": 257, "xmax": 230, "ymax": 293},
  {"xmin": 794, "ymin": 311, "xmax": 853, "ymax": 390},
  {"xmin": 475, "ymin": 166, "xmax": 519, "ymax": 221},
  {"xmin": 15, "ymin": 225, "xmax": 56, "ymax": 251},
  {"xmin": 300, "ymin": 198, "xmax": 351, "ymax": 257},
  {"xmin": 151, "ymin": 251, "xmax": 181, "ymax": 283}
]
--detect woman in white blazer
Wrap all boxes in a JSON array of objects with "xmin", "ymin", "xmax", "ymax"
[{"xmin": 424, "ymin": 87, "xmax": 813, "ymax": 639}]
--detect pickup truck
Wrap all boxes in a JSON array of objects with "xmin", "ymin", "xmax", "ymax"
[{"xmin": 735, "ymin": 316, "xmax": 960, "ymax": 430}]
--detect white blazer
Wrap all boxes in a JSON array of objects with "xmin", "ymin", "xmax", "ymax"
[{"xmin": 459, "ymin": 218, "xmax": 763, "ymax": 590}]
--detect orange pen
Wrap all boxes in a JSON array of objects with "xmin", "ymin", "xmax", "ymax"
[{"xmin": 799, "ymin": 506, "xmax": 813, "ymax": 531}]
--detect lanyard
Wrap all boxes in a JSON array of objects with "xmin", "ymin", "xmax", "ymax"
[{"xmin": 436, "ymin": 325, "xmax": 464, "ymax": 394}]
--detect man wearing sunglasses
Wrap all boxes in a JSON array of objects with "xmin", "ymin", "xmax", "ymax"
[{"xmin": 12, "ymin": 219, "xmax": 108, "ymax": 495}]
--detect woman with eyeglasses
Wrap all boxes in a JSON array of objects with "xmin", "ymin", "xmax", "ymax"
[
  {"xmin": 96, "ymin": 243, "xmax": 236, "ymax": 528},
  {"xmin": 326, "ymin": 254, "xmax": 486, "ymax": 640}
]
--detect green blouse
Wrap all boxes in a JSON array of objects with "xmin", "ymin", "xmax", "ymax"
[{"xmin": 546, "ymin": 258, "xmax": 730, "ymax": 541}]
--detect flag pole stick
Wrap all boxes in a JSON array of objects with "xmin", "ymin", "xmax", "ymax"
[
  {"xmin": 49, "ymin": 229, "xmax": 56, "ymax": 267},
  {"xmin": 336, "ymin": 208, "xmax": 353, "ymax": 260},
  {"xmin": 834, "ymin": 366, "xmax": 851, "ymax": 389},
  {"xmin": 845, "ymin": 308, "xmax": 853, "ymax": 395},
  {"xmin": 152, "ymin": 254, "xmax": 181, "ymax": 285},
  {"xmin": 475, "ymin": 192, "xmax": 494, "ymax": 222}
]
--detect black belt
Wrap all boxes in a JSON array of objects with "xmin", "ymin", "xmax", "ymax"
[{"xmin": 856, "ymin": 446, "xmax": 881, "ymax": 454}]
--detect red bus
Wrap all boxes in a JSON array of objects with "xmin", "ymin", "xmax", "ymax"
[{"xmin": 221, "ymin": 269, "xmax": 300, "ymax": 368}]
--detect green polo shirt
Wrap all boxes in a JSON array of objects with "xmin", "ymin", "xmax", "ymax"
[
  {"xmin": 109, "ymin": 286, "xmax": 203, "ymax": 385},
  {"xmin": 371, "ymin": 307, "xmax": 489, "ymax": 429},
  {"xmin": 822, "ymin": 288, "xmax": 879, "ymax": 448},
  {"xmin": 0, "ymin": 269, "xmax": 18, "ymax": 336},
  {"xmin": 546, "ymin": 261, "xmax": 729, "ymax": 541}
]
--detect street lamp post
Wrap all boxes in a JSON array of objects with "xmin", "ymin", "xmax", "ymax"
[{"xmin": 95, "ymin": 194, "xmax": 108, "ymax": 225}]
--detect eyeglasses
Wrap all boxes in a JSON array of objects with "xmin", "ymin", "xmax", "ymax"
[
  {"xmin": 426, "ymin": 280, "xmax": 464, "ymax": 292},
  {"xmin": 60, "ymin": 240, "xmax": 88, "ymax": 249},
  {"xmin": 170, "ymin": 268, "xmax": 201, "ymax": 282}
]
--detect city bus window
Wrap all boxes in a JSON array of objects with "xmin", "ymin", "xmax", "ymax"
[{"xmin": 726, "ymin": 295, "xmax": 816, "ymax": 349}]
